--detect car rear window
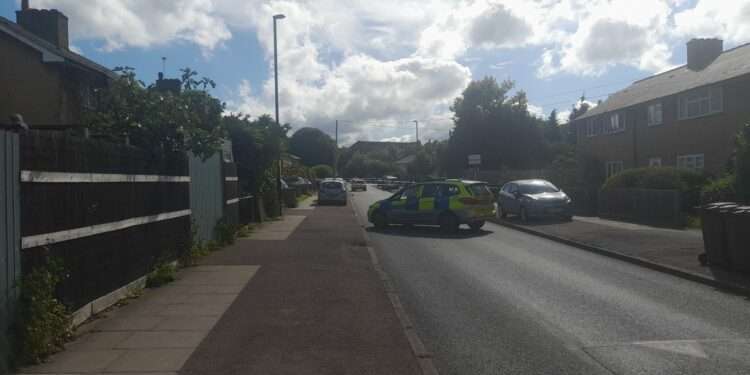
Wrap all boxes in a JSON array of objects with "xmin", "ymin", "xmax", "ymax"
[
  {"xmin": 467, "ymin": 183, "xmax": 491, "ymax": 197},
  {"xmin": 322, "ymin": 181, "xmax": 343, "ymax": 190}
]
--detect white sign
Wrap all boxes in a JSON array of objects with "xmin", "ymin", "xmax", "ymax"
[{"xmin": 468, "ymin": 154, "xmax": 481, "ymax": 166}]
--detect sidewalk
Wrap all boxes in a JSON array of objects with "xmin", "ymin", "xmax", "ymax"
[
  {"xmin": 491, "ymin": 215, "xmax": 750, "ymax": 293},
  {"xmin": 20, "ymin": 198, "xmax": 422, "ymax": 374}
]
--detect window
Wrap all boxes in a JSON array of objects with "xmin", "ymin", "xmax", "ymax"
[
  {"xmin": 647, "ymin": 103, "xmax": 662, "ymax": 126},
  {"xmin": 403, "ymin": 186, "xmax": 418, "ymax": 199},
  {"xmin": 519, "ymin": 182, "xmax": 559, "ymax": 195},
  {"xmin": 648, "ymin": 158, "xmax": 662, "ymax": 167},
  {"xmin": 677, "ymin": 154, "xmax": 705, "ymax": 171},
  {"xmin": 468, "ymin": 183, "xmax": 491, "ymax": 197},
  {"xmin": 605, "ymin": 161, "xmax": 624, "ymax": 178},
  {"xmin": 678, "ymin": 86, "xmax": 723, "ymax": 120},
  {"xmin": 606, "ymin": 113, "xmax": 625, "ymax": 133},
  {"xmin": 440, "ymin": 184, "xmax": 460, "ymax": 197},
  {"xmin": 421, "ymin": 184, "xmax": 439, "ymax": 198},
  {"xmin": 585, "ymin": 119, "xmax": 595, "ymax": 137}
]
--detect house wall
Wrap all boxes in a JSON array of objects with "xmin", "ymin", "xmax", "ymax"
[
  {"xmin": 576, "ymin": 74, "xmax": 750, "ymax": 177},
  {"xmin": 0, "ymin": 31, "xmax": 101, "ymax": 127}
]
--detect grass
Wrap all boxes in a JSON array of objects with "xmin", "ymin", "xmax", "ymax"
[
  {"xmin": 296, "ymin": 193, "xmax": 312, "ymax": 203},
  {"xmin": 236, "ymin": 224, "xmax": 255, "ymax": 238},
  {"xmin": 145, "ymin": 262, "xmax": 177, "ymax": 288}
]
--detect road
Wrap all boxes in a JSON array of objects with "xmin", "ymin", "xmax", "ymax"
[{"xmin": 350, "ymin": 186, "xmax": 750, "ymax": 375}]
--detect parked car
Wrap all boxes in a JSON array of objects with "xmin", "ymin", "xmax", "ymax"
[
  {"xmin": 368, "ymin": 179, "xmax": 496, "ymax": 233},
  {"xmin": 496, "ymin": 179, "xmax": 572, "ymax": 222},
  {"xmin": 318, "ymin": 178, "xmax": 347, "ymax": 205},
  {"xmin": 350, "ymin": 178, "xmax": 367, "ymax": 191}
]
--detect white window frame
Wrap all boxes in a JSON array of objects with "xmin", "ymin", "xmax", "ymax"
[
  {"xmin": 678, "ymin": 86, "xmax": 723, "ymax": 120},
  {"xmin": 605, "ymin": 161, "xmax": 624, "ymax": 178},
  {"xmin": 647, "ymin": 102, "xmax": 663, "ymax": 126},
  {"xmin": 585, "ymin": 119, "xmax": 595, "ymax": 137},
  {"xmin": 677, "ymin": 154, "xmax": 705, "ymax": 171},
  {"xmin": 648, "ymin": 157, "xmax": 662, "ymax": 167}
]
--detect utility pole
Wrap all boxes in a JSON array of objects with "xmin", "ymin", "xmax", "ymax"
[
  {"xmin": 273, "ymin": 14, "xmax": 285, "ymax": 216},
  {"xmin": 413, "ymin": 120, "xmax": 419, "ymax": 144},
  {"xmin": 335, "ymin": 120, "xmax": 339, "ymax": 177}
]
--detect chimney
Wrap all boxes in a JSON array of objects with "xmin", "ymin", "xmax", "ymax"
[
  {"xmin": 16, "ymin": 1, "xmax": 69, "ymax": 50},
  {"xmin": 686, "ymin": 38, "xmax": 723, "ymax": 71}
]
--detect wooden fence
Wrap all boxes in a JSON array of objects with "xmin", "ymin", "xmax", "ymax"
[
  {"xmin": 598, "ymin": 188, "xmax": 685, "ymax": 228},
  {"xmin": 0, "ymin": 130, "xmax": 21, "ymax": 362},
  {"xmin": 223, "ymin": 162, "xmax": 239, "ymax": 227},
  {"xmin": 20, "ymin": 131, "xmax": 191, "ymax": 311}
]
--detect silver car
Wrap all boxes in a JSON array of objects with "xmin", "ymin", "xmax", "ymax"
[
  {"xmin": 318, "ymin": 179, "xmax": 348, "ymax": 205},
  {"xmin": 496, "ymin": 179, "xmax": 572, "ymax": 221}
]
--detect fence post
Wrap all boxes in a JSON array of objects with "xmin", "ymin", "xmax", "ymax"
[{"xmin": 1, "ymin": 130, "xmax": 21, "ymax": 366}]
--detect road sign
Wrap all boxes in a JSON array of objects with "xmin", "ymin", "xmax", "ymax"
[{"xmin": 468, "ymin": 154, "xmax": 481, "ymax": 166}]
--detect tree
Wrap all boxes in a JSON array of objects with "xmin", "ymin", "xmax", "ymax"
[
  {"xmin": 544, "ymin": 109, "xmax": 561, "ymax": 143},
  {"xmin": 407, "ymin": 151, "xmax": 433, "ymax": 180},
  {"xmin": 84, "ymin": 67, "xmax": 224, "ymax": 159},
  {"xmin": 311, "ymin": 164, "xmax": 334, "ymax": 179},
  {"xmin": 288, "ymin": 127, "xmax": 336, "ymax": 166},
  {"xmin": 443, "ymin": 76, "xmax": 548, "ymax": 176},
  {"xmin": 225, "ymin": 114, "xmax": 288, "ymax": 195}
]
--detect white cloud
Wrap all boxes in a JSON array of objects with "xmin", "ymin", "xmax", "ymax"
[
  {"xmin": 34, "ymin": 0, "xmax": 231, "ymax": 53},
  {"xmin": 527, "ymin": 104, "xmax": 545, "ymax": 119},
  {"xmin": 674, "ymin": 0, "xmax": 750, "ymax": 44},
  {"xmin": 469, "ymin": 4, "xmax": 532, "ymax": 49}
]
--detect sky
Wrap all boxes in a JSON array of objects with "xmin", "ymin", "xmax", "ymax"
[{"xmin": 3, "ymin": 0, "xmax": 750, "ymax": 146}]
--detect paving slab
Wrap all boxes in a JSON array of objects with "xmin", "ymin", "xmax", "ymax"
[
  {"xmin": 17, "ymin": 265, "xmax": 259, "ymax": 374},
  {"xmin": 240, "ymin": 215, "xmax": 306, "ymax": 240},
  {"xmin": 103, "ymin": 349, "xmax": 193, "ymax": 372}
]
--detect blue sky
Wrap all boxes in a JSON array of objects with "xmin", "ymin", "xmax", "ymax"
[{"xmin": 4, "ymin": 0, "xmax": 748, "ymax": 145}]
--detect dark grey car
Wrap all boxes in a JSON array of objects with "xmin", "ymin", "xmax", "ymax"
[{"xmin": 496, "ymin": 179, "xmax": 572, "ymax": 222}]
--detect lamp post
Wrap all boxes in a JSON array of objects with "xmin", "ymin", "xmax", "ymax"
[{"xmin": 273, "ymin": 14, "xmax": 285, "ymax": 216}]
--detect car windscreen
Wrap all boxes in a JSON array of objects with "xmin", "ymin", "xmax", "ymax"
[
  {"xmin": 322, "ymin": 181, "xmax": 343, "ymax": 190},
  {"xmin": 519, "ymin": 183, "xmax": 559, "ymax": 194},
  {"xmin": 468, "ymin": 183, "xmax": 492, "ymax": 197}
]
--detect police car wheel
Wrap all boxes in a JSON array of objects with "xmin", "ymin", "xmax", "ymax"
[
  {"xmin": 372, "ymin": 211, "xmax": 387, "ymax": 229},
  {"xmin": 469, "ymin": 221, "xmax": 484, "ymax": 231}
]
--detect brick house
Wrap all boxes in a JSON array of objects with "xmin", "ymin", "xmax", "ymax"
[
  {"xmin": 0, "ymin": 0, "xmax": 115, "ymax": 128},
  {"xmin": 573, "ymin": 38, "xmax": 750, "ymax": 178}
]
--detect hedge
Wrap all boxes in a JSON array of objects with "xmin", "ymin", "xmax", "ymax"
[{"xmin": 602, "ymin": 167, "xmax": 708, "ymax": 212}]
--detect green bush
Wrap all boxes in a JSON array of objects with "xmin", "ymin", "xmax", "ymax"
[
  {"xmin": 701, "ymin": 175, "xmax": 736, "ymax": 204},
  {"xmin": 146, "ymin": 262, "xmax": 176, "ymax": 288},
  {"xmin": 15, "ymin": 257, "xmax": 71, "ymax": 365},
  {"xmin": 602, "ymin": 167, "xmax": 708, "ymax": 211},
  {"xmin": 214, "ymin": 219, "xmax": 237, "ymax": 246}
]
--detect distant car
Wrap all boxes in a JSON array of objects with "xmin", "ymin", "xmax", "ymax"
[
  {"xmin": 318, "ymin": 179, "xmax": 347, "ymax": 205},
  {"xmin": 496, "ymin": 179, "xmax": 572, "ymax": 222},
  {"xmin": 351, "ymin": 178, "xmax": 367, "ymax": 191},
  {"xmin": 368, "ymin": 179, "xmax": 496, "ymax": 233}
]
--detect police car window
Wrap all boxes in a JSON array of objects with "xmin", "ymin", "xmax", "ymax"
[
  {"xmin": 403, "ymin": 186, "xmax": 418, "ymax": 199},
  {"xmin": 421, "ymin": 184, "xmax": 438, "ymax": 198},
  {"xmin": 440, "ymin": 184, "xmax": 460, "ymax": 197}
]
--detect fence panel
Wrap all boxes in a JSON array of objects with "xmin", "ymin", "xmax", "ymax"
[
  {"xmin": 189, "ymin": 153, "xmax": 224, "ymax": 243},
  {"xmin": 223, "ymin": 162, "xmax": 239, "ymax": 227},
  {"xmin": 599, "ymin": 188, "xmax": 684, "ymax": 227},
  {"xmin": 21, "ymin": 131, "xmax": 190, "ymax": 310},
  {"xmin": 0, "ymin": 130, "xmax": 21, "ymax": 344}
]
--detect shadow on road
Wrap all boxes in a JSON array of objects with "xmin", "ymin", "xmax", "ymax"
[{"xmin": 365, "ymin": 225, "xmax": 492, "ymax": 239}]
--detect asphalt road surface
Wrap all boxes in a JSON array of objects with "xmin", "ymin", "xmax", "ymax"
[{"xmin": 350, "ymin": 186, "xmax": 750, "ymax": 375}]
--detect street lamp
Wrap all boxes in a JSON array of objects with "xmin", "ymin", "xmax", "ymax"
[{"xmin": 273, "ymin": 14, "xmax": 285, "ymax": 216}]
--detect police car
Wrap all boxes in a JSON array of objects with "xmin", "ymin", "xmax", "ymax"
[{"xmin": 368, "ymin": 180, "xmax": 496, "ymax": 233}]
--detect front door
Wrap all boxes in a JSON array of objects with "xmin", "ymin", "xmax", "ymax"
[
  {"xmin": 417, "ymin": 184, "xmax": 439, "ymax": 224},
  {"xmin": 391, "ymin": 185, "xmax": 419, "ymax": 224}
]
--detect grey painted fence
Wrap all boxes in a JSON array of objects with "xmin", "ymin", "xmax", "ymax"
[
  {"xmin": 0, "ymin": 130, "xmax": 21, "ymax": 354},
  {"xmin": 599, "ymin": 188, "xmax": 685, "ymax": 228}
]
